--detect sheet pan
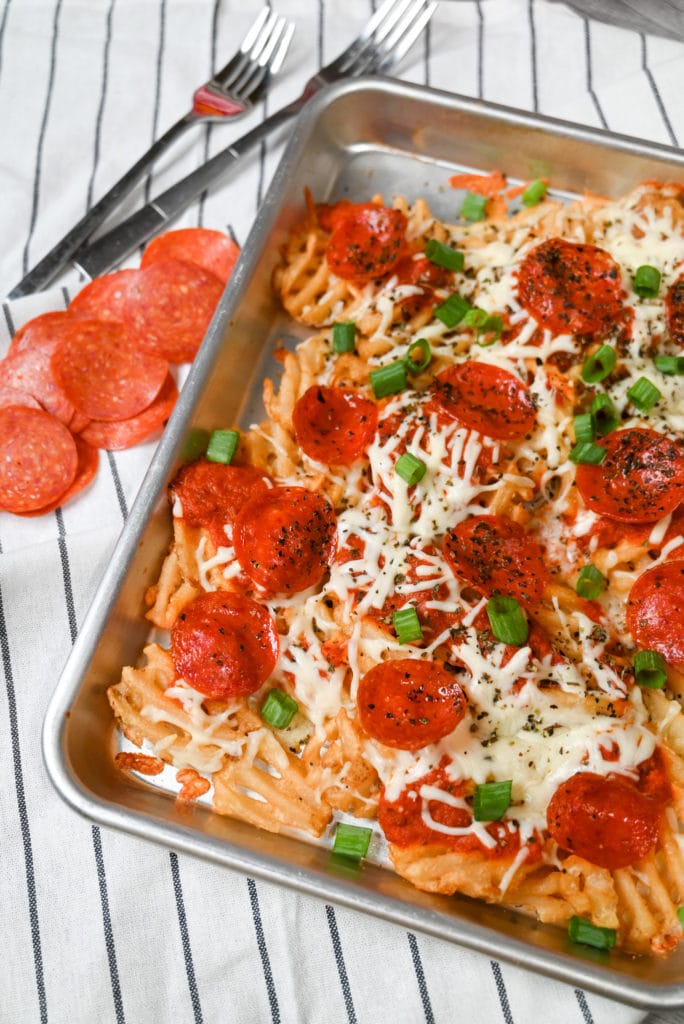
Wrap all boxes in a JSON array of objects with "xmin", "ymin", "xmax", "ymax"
[{"xmin": 42, "ymin": 77, "xmax": 684, "ymax": 1008}]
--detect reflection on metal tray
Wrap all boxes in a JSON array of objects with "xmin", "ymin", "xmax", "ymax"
[{"xmin": 42, "ymin": 76, "xmax": 684, "ymax": 1009}]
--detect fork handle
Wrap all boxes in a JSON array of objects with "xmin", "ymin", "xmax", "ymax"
[{"xmin": 8, "ymin": 113, "xmax": 197, "ymax": 299}]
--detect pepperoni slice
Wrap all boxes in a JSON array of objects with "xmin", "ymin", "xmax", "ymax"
[
  {"xmin": 575, "ymin": 427, "xmax": 684, "ymax": 523},
  {"xmin": 8, "ymin": 311, "xmax": 72, "ymax": 357},
  {"xmin": 3, "ymin": 343, "xmax": 75, "ymax": 425},
  {"xmin": 357, "ymin": 658, "xmax": 467, "ymax": 750},
  {"xmin": 546, "ymin": 771, "xmax": 662, "ymax": 869},
  {"xmin": 292, "ymin": 385, "xmax": 378, "ymax": 465},
  {"xmin": 68, "ymin": 269, "xmax": 138, "ymax": 323},
  {"xmin": 443, "ymin": 515, "xmax": 549, "ymax": 603},
  {"xmin": 432, "ymin": 362, "xmax": 536, "ymax": 440},
  {"xmin": 170, "ymin": 590, "xmax": 279, "ymax": 700},
  {"xmin": 322, "ymin": 202, "xmax": 408, "ymax": 283},
  {"xmin": 17, "ymin": 435, "xmax": 98, "ymax": 516},
  {"xmin": 233, "ymin": 485, "xmax": 337, "ymax": 594},
  {"xmin": 122, "ymin": 258, "xmax": 225, "ymax": 363},
  {"xmin": 169, "ymin": 459, "xmax": 272, "ymax": 550},
  {"xmin": 517, "ymin": 238, "xmax": 626, "ymax": 338},
  {"xmin": 0, "ymin": 385, "xmax": 41, "ymax": 410},
  {"xmin": 666, "ymin": 272, "xmax": 684, "ymax": 347},
  {"xmin": 0, "ymin": 406, "xmax": 78, "ymax": 513},
  {"xmin": 141, "ymin": 229, "xmax": 240, "ymax": 285},
  {"xmin": 78, "ymin": 372, "xmax": 178, "ymax": 450},
  {"xmin": 626, "ymin": 560, "xmax": 684, "ymax": 667}
]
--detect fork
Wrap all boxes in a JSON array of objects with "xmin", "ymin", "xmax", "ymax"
[
  {"xmin": 47, "ymin": 0, "xmax": 438, "ymax": 286},
  {"xmin": 9, "ymin": 7, "xmax": 295, "ymax": 298}
]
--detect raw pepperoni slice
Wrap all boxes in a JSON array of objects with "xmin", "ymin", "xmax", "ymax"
[
  {"xmin": 8, "ymin": 310, "xmax": 72, "ymax": 357},
  {"xmin": 0, "ymin": 385, "xmax": 41, "ymax": 410},
  {"xmin": 322, "ymin": 202, "xmax": 408, "ymax": 283},
  {"xmin": 575, "ymin": 427, "xmax": 684, "ymax": 523},
  {"xmin": 546, "ymin": 771, "xmax": 663, "ymax": 869},
  {"xmin": 51, "ymin": 319, "xmax": 168, "ymax": 421},
  {"xmin": 18, "ymin": 436, "xmax": 98, "ymax": 516},
  {"xmin": 517, "ymin": 237, "xmax": 626, "ymax": 338},
  {"xmin": 357, "ymin": 658, "xmax": 467, "ymax": 750},
  {"xmin": 443, "ymin": 514, "xmax": 549, "ymax": 603},
  {"xmin": 432, "ymin": 362, "xmax": 536, "ymax": 440},
  {"xmin": 292, "ymin": 385, "xmax": 378, "ymax": 465},
  {"xmin": 0, "ymin": 406, "xmax": 78, "ymax": 513},
  {"xmin": 233, "ymin": 485, "xmax": 337, "ymax": 594},
  {"xmin": 68, "ymin": 269, "xmax": 138, "ymax": 322},
  {"xmin": 626, "ymin": 560, "xmax": 684, "ymax": 667},
  {"xmin": 141, "ymin": 229, "xmax": 239, "ymax": 285},
  {"xmin": 3, "ymin": 342, "xmax": 75, "ymax": 425},
  {"xmin": 666, "ymin": 272, "xmax": 684, "ymax": 347},
  {"xmin": 78, "ymin": 372, "xmax": 178, "ymax": 450},
  {"xmin": 170, "ymin": 590, "xmax": 279, "ymax": 699},
  {"xmin": 122, "ymin": 257, "xmax": 224, "ymax": 363},
  {"xmin": 169, "ymin": 459, "xmax": 272, "ymax": 550}
]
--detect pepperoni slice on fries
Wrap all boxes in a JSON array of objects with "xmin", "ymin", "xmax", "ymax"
[
  {"xmin": 141, "ymin": 228, "xmax": 240, "ymax": 285},
  {"xmin": 170, "ymin": 460, "xmax": 272, "ymax": 550},
  {"xmin": 0, "ymin": 406, "xmax": 78, "ymax": 513},
  {"xmin": 575, "ymin": 427, "xmax": 684, "ymax": 523},
  {"xmin": 443, "ymin": 514, "xmax": 549, "ymax": 603},
  {"xmin": 68, "ymin": 269, "xmax": 138, "ymax": 323},
  {"xmin": 321, "ymin": 202, "xmax": 408, "ymax": 283},
  {"xmin": 171, "ymin": 590, "xmax": 279, "ymax": 699},
  {"xmin": 292, "ymin": 385, "xmax": 378, "ymax": 465},
  {"xmin": 432, "ymin": 362, "xmax": 536, "ymax": 440},
  {"xmin": 666, "ymin": 272, "xmax": 684, "ymax": 347},
  {"xmin": 626, "ymin": 560, "xmax": 684, "ymax": 667}
]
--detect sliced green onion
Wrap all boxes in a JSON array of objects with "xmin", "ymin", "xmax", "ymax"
[
  {"xmin": 473, "ymin": 780, "xmax": 512, "ymax": 821},
  {"xmin": 405, "ymin": 338, "xmax": 432, "ymax": 374},
  {"xmin": 206, "ymin": 429, "xmax": 240, "ymax": 465},
  {"xmin": 182, "ymin": 427, "xmax": 210, "ymax": 461},
  {"xmin": 627, "ymin": 376, "xmax": 661, "ymax": 412},
  {"xmin": 573, "ymin": 413, "xmax": 595, "ymax": 445},
  {"xmin": 486, "ymin": 595, "xmax": 529, "ymax": 646},
  {"xmin": 569, "ymin": 442, "xmax": 607, "ymax": 466},
  {"xmin": 633, "ymin": 649, "xmax": 667, "ymax": 689},
  {"xmin": 521, "ymin": 179, "xmax": 547, "ymax": 207},
  {"xmin": 463, "ymin": 307, "xmax": 489, "ymax": 330},
  {"xmin": 475, "ymin": 314, "xmax": 503, "ymax": 346},
  {"xmin": 591, "ymin": 393, "xmax": 619, "ymax": 437},
  {"xmin": 392, "ymin": 606, "xmax": 423, "ymax": 644},
  {"xmin": 460, "ymin": 191, "xmax": 488, "ymax": 222},
  {"xmin": 370, "ymin": 360, "xmax": 407, "ymax": 399},
  {"xmin": 332, "ymin": 321, "xmax": 356, "ymax": 354},
  {"xmin": 654, "ymin": 354, "xmax": 684, "ymax": 375},
  {"xmin": 678, "ymin": 906, "xmax": 684, "ymax": 928},
  {"xmin": 425, "ymin": 238, "xmax": 464, "ymax": 272},
  {"xmin": 395, "ymin": 452, "xmax": 427, "ymax": 486},
  {"xmin": 568, "ymin": 916, "xmax": 616, "ymax": 951},
  {"xmin": 633, "ymin": 265, "xmax": 661, "ymax": 299},
  {"xmin": 434, "ymin": 292, "xmax": 471, "ymax": 328},
  {"xmin": 576, "ymin": 564, "xmax": 605, "ymax": 600},
  {"xmin": 260, "ymin": 688, "xmax": 299, "ymax": 729},
  {"xmin": 581, "ymin": 345, "xmax": 617, "ymax": 384},
  {"xmin": 332, "ymin": 822, "xmax": 373, "ymax": 861}
]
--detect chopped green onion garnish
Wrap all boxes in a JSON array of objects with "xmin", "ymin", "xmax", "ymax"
[
  {"xmin": 434, "ymin": 292, "xmax": 471, "ymax": 328},
  {"xmin": 521, "ymin": 179, "xmax": 547, "ymax": 207},
  {"xmin": 486, "ymin": 595, "xmax": 529, "ymax": 646},
  {"xmin": 591, "ymin": 393, "xmax": 619, "ymax": 437},
  {"xmin": 463, "ymin": 307, "xmax": 489, "ymax": 329},
  {"xmin": 460, "ymin": 191, "xmax": 487, "ymax": 222},
  {"xmin": 260, "ymin": 688, "xmax": 299, "ymax": 729},
  {"xmin": 425, "ymin": 238, "xmax": 464, "ymax": 272},
  {"xmin": 576, "ymin": 564, "xmax": 605, "ymax": 600},
  {"xmin": 678, "ymin": 905, "xmax": 684, "ymax": 928},
  {"xmin": 476, "ymin": 315, "xmax": 503, "ymax": 346},
  {"xmin": 581, "ymin": 345, "xmax": 617, "ymax": 384},
  {"xmin": 332, "ymin": 822, "xmax": 373, "ymax": 861},
  {"xmin": 405, "ymin": 338, "xmax": 432, "ymax": 374},
  {"xmin": 654, "ymin": 354, "xmax": 684, "ymax": 375},
  {"xmin": 392, "ymin": 606, "xmax": 423, "ymax": 644},
  {"xmin": 569, "ymin": 442, "xmax": 606, "ymax": 466},
  {"xmin": 473, "ymin": 780, "xmax": 512, "ymax": 821},
  {"xmin": 633, "ymin": 649, "xmax": 667, "ymax": 689},
  {"xmin": 568, "ymin": 916, "xmax": 616, "ymax": 951},
  {"xmin": 395, "ymin": 452, "xmax": 427, "ymax": 486},
  {"xmin": 206, "ymin": 429, "xmax": 240, "ymax": 465},
  {"xmin": 370, "ymin": 360, "xmax": 407, "ymax": 399},
  {"xmin": 573, "ymin": 413, "xmax": 595, "ymax": 444},
  {"xmin": 332, "ymin": 321, "xmax": 356, "ymax": 354},
  {"xmin": 633, "ymin": 265, "xmax": 661, "ymax": 299},
  {"xmin": 182, "ymin": 427, "xmax": 210, "ymax": 461},
  {"xmin": 627, "ymin": 376, "xmax": 661, "ymax": 412}
]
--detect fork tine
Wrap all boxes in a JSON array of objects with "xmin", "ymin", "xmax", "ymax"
[
  {"xmin": 226, "ymin": 16, "xmax": 294, "ymax": 101},
  {"xmin": 213, "ymin": 7, "xmax": 275, "ymax": 88},
  {"xmin": 373, "ymin": 0, "xmax": 437, "ymax": 74}
]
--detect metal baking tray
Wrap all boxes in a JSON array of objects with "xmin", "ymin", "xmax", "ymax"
[{"xmin": 43, "ymin": 77, "xmax": 684, "ymax": 1008}]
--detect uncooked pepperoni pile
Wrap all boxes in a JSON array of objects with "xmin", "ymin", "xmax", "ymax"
[{"xmin": 0, "ymin": 228, "xmax": 239, "ymax": 517}]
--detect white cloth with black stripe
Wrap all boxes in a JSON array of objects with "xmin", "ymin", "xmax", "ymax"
[{"xmin": 1, "ymin": 2, "xmax": 683, "ymax": 1022}]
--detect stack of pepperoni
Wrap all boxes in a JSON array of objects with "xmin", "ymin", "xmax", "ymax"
[{"xmin": 0, "ymin": 228, "xmax": 238, "ymax": 517}]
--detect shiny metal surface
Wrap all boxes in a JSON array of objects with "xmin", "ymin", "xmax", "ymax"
[{"xmin": 43, "ymin": 77, "xmax": 684, "ymax": 1009}]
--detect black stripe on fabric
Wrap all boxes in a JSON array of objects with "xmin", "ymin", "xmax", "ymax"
[
  {"xmin": 0, "ymin": 567, "xmax": 48, "ymax": 1023},
  {"xmin": 528, "ymin": 0, "xmax": 538, "ymax": 112},
  {"xmin": 247, "ymin": 877, "xmax": 280, "ymax": 1022},
  {"xmin": 198, "ymin": 0, "xmax": 221, "ymax": 226},
  {"xmin": 86, "ymin": 0, "xmax": 116, "ymax": 212},
  {"xmin": 0, "ymin": 0, "xmax": 14, "ymax": 84},
  {"xmin": 583, "ymin": 17, "xmax": 608, "ymax": 129},
  {"xmin": 490, "ymin": 960, "xmax": 514, "ymax": 1024},
  {"xmin": 640, "ymin": 34, "xmax": 678, "ymax": 146},
  {"xmin": 423, "ymin": 19, "xmax": 431, "ymax": 88},
  {"xmin": 574, "ymin": 988, "xmax": 595, "ymax": 1024},
  {"xmin": 325, "ymin": 904, "xmax": 357, "ymax": 1024},
  {"xmin": 106, "ymin": 451, "xmax": 129, "ymax": 523},
  {"xmin": 169, "ymin": 852, "xmax": 203, "ymax": 1023},
  {"xmin": 54, "ymin": 507, "xmax": 78, "ymax": 643},
  {"xmin": 92, "ymin": 824, "xmax": 126, "ymax": 1024},
  {"xmin": 407, "ymin": 932, "xmax": 435, "ymax": 1024},
  {"xmin": 3, "ymin": 301, "xmax": 16, "ymax": 338},
  {"xmin": 144, "ymin": 0, "xmax": 167, "ymax": 206},
  {"xmin": 476, "ymin": 2, "xmax": 484, "ymax": 100}
]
